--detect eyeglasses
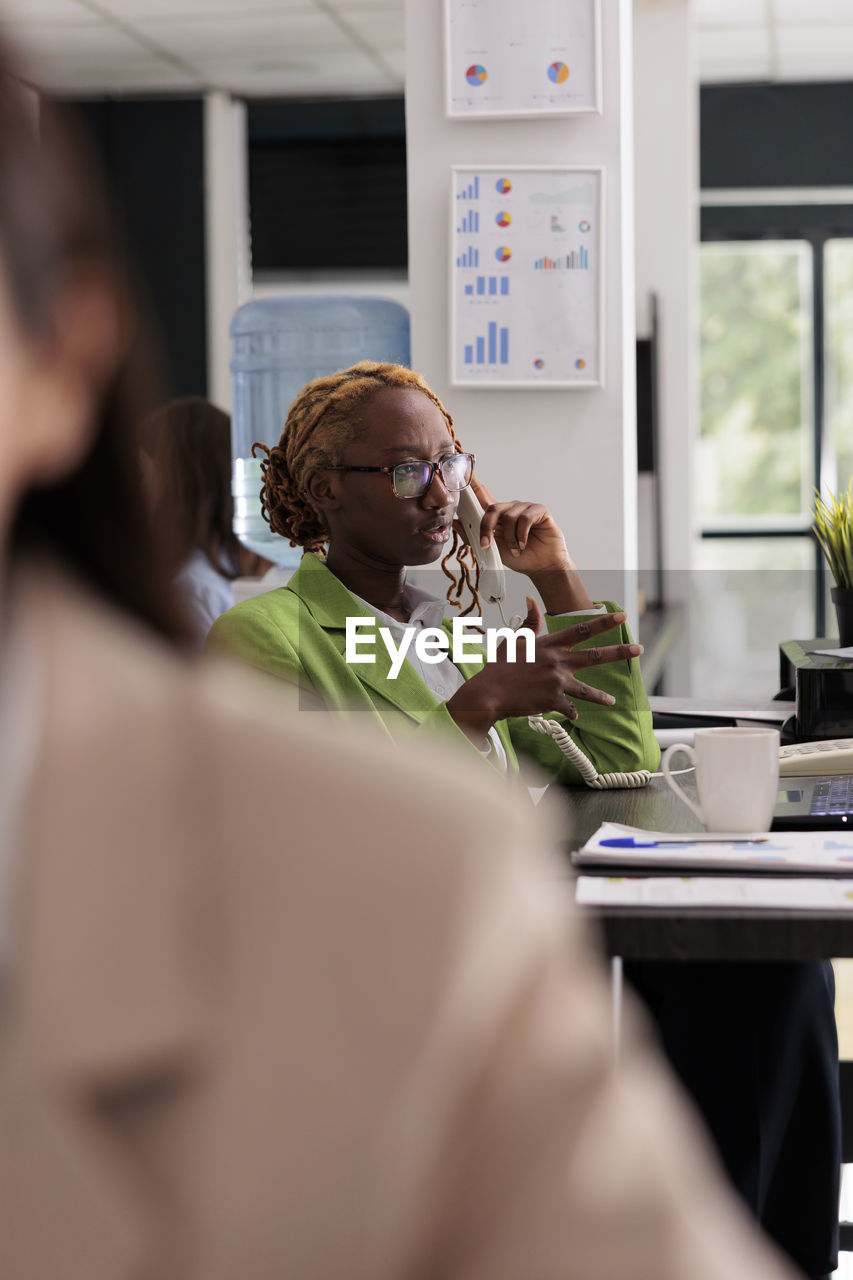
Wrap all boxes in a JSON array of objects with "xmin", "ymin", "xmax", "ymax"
[{"xmin": 326, "ymin": 452, "xmax": 475, "ymax": 499}]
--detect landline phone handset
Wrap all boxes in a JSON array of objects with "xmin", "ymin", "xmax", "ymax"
[
  {"xmin": 455, "ymin": 486, "xmax": 652, "ymax": 789},
  {"xmin": 455, "ymin": 486, "xmax": 508, "ymax": 614}
]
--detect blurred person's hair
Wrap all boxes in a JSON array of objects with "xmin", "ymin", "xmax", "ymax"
[
  {"xmin": 0, "ymin": 48, "xmax": 188, "ymax": 644},
  {"xmin": 139, "ymin": 397, "xmax": 245, "ymax": 579}
]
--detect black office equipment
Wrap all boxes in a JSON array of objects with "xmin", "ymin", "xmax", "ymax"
[{"xmin": 779, "ymin": 639, "xmax": 853, "ymax": 742}]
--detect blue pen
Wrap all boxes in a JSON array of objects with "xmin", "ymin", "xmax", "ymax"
[{"xmin": 599, "ymin": 836, "xmax": 768, "ymax": 847}]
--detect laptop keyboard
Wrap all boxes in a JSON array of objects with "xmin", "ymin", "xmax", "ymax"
[{"xmin": 810, "ymin": 777, "xmax": 853, "ymax": 817}]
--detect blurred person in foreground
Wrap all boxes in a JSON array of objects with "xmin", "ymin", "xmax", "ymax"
[
  {"xmin": 0, "ymin": 43, "xmax": 800, "ymax": 1280},
  {"xmin": 139, "ymin": 396, "xmax": 271, "ymax": 641},
  {"xmin": 207, "ymin": 364, "xmax": 839, "ymax": 1279}
]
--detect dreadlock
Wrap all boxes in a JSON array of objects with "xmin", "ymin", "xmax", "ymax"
[{"xmin": 254, "ymin": 360, "xmax": 483, "ymax": 614}]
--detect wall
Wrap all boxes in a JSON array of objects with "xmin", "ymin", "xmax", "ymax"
[
  {"xmin": 633, "ymin": 0, "xmax": 696, "ymax": 581},
  {"xmin": 404, "ymin": 0, "xmax": 638, "ymax": 624},
  {"xmin": 632, "ymin": 0, "xmax": 696, "ymax": 691}
]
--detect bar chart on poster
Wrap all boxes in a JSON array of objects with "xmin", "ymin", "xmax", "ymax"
[
  {"xmin": 444, "ymin": 0, "xmax": 600, "ymax": 118},
  {"xmin": 450, "ymin": 166, "xmax": 603, "ymax": 387}
]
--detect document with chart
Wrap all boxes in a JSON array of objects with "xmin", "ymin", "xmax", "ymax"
[
  {"xmin": 450, "ymin": 166, "xmax": 602, "ymax": 387},
  {"xmin": 444, "ymin": 0, "xmax": 600, "ymax": 117}
]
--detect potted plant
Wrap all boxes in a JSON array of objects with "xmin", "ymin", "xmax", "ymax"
[{"xmin": 813, "ymin": 482, "xmax": 853, "ymax": 645}]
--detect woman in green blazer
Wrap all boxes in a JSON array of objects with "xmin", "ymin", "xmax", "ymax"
[{"xmin": 208, "ymin": 362, "xmax": 657, "ymax": 785}]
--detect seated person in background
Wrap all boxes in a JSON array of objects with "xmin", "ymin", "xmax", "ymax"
[
  {"xmin": 139, "ymin": 396, "xmax": 270, "ymax": 639},
  {"xmin": 208, "ymin": 361, "xmax": 658, "ymax": 784},
  {"xmin": 0, "ymin": 54, "xmax": 799, "ymax": 1280},
  {"xmin": 209, "ymin": 360, "xmax": 840, "ymax": 1280}
]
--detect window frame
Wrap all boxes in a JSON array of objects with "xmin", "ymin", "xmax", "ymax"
[{"xmin": 700, "ymin": 197, "xmax": 853, "ymax": 635}]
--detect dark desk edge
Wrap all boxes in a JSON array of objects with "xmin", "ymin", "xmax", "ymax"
[{"xmin": 594, "ymin": 907, "xmax": 853, "ymax": 962}]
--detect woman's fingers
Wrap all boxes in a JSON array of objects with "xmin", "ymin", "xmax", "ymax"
[
  {"xmin": 561, "ymin": 676, "xmax": 617, "ymax": 707},
  {"xmin": 477, "ymin": 500, "xmax": 511, "ymax": 547},
  {"xmin": 553, "ymin": 694, "xmax": 580, "ymax": 721},
  {"xmin": 478, "ymin": 500, "xmax": 540, "ymax": 550},
  {"xmin": 558, "ymin": 611, "xmax": 627, "ymax": 643},
  {"xmin": 496, "ymin": 503, "xmax": 547, "ymax": 555},
  {"xmin": 523, "ymin": 596, "xmax": 544, "ymax": 635},
  {"xmin": 568, "ymin": 641, "xmax": 644, "ymax": 667},
  {"xmin": 537, "ymin": 612, "xmax": 639, "ymax": 659},
  {"xmin": 509, "ymin": 507, "xmax": 544, "ymax": 553}
]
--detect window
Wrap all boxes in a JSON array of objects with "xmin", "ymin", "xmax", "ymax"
[{"xmin": 700, "ymin": 242, "xmax": 814, "ymax": 528}]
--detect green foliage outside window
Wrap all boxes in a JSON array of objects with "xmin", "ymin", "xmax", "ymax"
[
  {"xmin": 699, "ymin": 244, "xmax": 811, "ymax": 521},
  {"xmin": 825, "ymin": 241, "xmax": 853, "ymax": 493}
]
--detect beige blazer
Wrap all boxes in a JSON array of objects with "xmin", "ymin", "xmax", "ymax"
[{"xmin": 0, "ymin": 566, "xmax": 797, "ymax": 1280}]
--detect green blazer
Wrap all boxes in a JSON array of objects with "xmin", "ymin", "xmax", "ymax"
[{"xmin": 207, "ymin": 553, "xmax": 660, "ymax": 785}]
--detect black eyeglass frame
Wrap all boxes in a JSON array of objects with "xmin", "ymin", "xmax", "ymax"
[{"xmin": 325, "ymin": 452, "xmax": 476, "ymax": 499}]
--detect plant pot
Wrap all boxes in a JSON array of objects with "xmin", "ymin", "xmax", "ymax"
[{"xmin": 831, "ymin": 586, "xmax": 853, "ymax": 647}]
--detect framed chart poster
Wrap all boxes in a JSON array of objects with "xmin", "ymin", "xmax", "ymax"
[
  {"xmin": 445, "ymin": 0, "xmax": 601, "ymax": 119},
  {"xmin": 450, "ymin": 166, "xmax": 603, "ymax": 389}
]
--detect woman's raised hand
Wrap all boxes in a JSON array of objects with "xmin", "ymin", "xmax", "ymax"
[
  {"xmin": 445, "ymin": 599, "xmax": 643, "ymax": 746},
  {"xmin": 461, "ymin": 476, "xmax": 572, "ymax": 577},
  {"xmin": 458, "ymin": 476, "xmax": 593, "ymax": 613}
]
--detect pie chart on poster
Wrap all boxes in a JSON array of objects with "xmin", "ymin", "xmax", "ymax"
[
  {"xmin": 496, "ymin": 177, "xmax": 512, "ymax": 194},
  {"xmin": 495, "ymin": 211, "xmax": 511, "ymax": 227},
  {"xmin": 548, "ymin": 61, "xmax": 569, "ymax": 84},
  {"xmin": 466, "ymin": 64, "xmax": 487, "ymax": 86},
  {"xmin": 495, "ymin": 246, "xmax": 511, "ymax": 262}
]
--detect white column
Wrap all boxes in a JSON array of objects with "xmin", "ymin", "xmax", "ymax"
[
  {"xmin": 405, "ymin": 0, "xmax": 638, "ymax": 623},
  {"xmin": 634, "ymin": 0, "xmax": 697, "ymax": 580},
  {"xmin": 633, "ymin": 0, "xmax": 696, "ymax": 691},
  {"xmin": 204, "ymin": 91, "xmax": 251, "ymax": 411}
]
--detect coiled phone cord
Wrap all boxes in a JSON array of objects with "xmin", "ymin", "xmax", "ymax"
[
  {"xmin": 528, "ymin": 715, "xmax": 654, "ymax": 789},
  {"xmin": 497, "ymin": 602, "xmax": 657, "ymax": 789}
]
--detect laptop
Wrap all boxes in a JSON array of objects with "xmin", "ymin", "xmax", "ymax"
[{"xmin": 773, "ymin": 775, "xmax": 853, "ymax": 829}]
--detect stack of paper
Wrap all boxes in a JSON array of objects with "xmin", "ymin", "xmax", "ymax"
[
  {"xmin": 573, "ymin": 823, "xmax": 853, "ymax": 912},
  {"xmin": 575, "ymin": 875, "xmax": 853, "ymax": 911},
  {"xmin": 575, "ymin": 822, "xmax": 853, "ymax": 874}
]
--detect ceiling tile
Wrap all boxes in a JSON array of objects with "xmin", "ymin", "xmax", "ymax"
[
  {"xmin": 326, "ymin": 0, "xmax": 404, "ymax": 8},
  {"xmin": 775, "ymin": 54, "xmax": 853, "ymax": 80},
  {"xmin": 775, "ymin": 0, "xmax": 853, "ymax": 20},
  {"xmin": 202, "ymin": 45, "xmax": 395, "ymax": 95},
  {"xmin": 698, "ymin": 26, "xmax": 771, "ymax": 61},
  {"xmin": 694, "ymin": 0, "xmax": 767, "ymax": 26},
  {"xmin": 46, "ymin": 59, "xmax": 198, "ymax": 93},
  {"xmin": 0, "ymin": 0, "xmax": 96, "ymax": 21},
  {"xmin": 133, "ymin": 12, "xmax": 353, "ymax": 58},
  {"xmin": 99, "ymin": 0, "xmax": 315, "ymax": 15},
  {"xmin": 377, "ymin": 44, "xmax": 404, "ymax": 79},
  {"xmin": 336, "ymin": 8, "xmax": 404, "ymax": 49},
  {"xmin": 9, "ymin": 20, "xmax": 151, "ymax": 59},
  {"xmin": 699, "ymin": 60, "xmax": 772, "ymax": 83},
  {"xmin": 776, "ymin": 21, "xmax": 853, "ymax": 56}
]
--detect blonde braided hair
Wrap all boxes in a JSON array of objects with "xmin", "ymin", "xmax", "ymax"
[{"xmin": 254, "ymin": 360, "xmax": 482, "ymax": 614}]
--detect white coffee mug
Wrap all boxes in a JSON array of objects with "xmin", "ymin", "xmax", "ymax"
[{"xmin": 661, "ymin": 727, "xmax": 780, "ymax": 833}]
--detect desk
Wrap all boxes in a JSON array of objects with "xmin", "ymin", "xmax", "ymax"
[{"xmin": 564, "ymin": 776, "xmax": 853, "ymax": 962}]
